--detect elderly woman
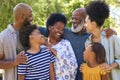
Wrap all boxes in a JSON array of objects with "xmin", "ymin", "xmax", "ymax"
[
  {"xmin": 46, "ymin": 13, "xmax": 78, "ymax": 80},
  {"xmin": 84, "ymin": 1, "xmax": 120, "ymax": 80}
]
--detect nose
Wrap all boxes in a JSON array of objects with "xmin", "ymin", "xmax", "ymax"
[
  {"xmin": 72, "ymin": 19, "xmax": 76, "ymax": 23},
  {"xmin": 30, "ymin": 17, "xmax": 34, "ymax": 22},
  {"xmin": 84, "ymin": 23, "xmax": 87, "ymax": 29}
]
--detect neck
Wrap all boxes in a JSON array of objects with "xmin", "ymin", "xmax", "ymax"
[
  {"xmin": 87, "ymin": 60, "xmax": 99, "ymax": 68},
  {"xmin": 28, "ymin": 43, "xmax": 41, "ymax": 53},
  {"xmin": 47, "ymin": 36, "xmax": 61, "ymax": 45},
  {"xmin": 13, "ymin": 21, "xmax": 22, "ymax": 30},
  {"xmin": 76, "ymin": 28, "xmax": 84, "ymax": 34},
  {"xmin": 91, "ymin": 27, "xmax": 101, "ymax": 42}
]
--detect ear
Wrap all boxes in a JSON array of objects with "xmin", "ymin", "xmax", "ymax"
[
  {"xmin": 48, "ymin": 26, "xmax": 52, "ymax": 31},
  {"xmin": 29, "ymin": 35, "xmax": 32, "ymax": 40},
  {"xmin": 22, "ymin": 15, "xmax": 26, "ymax": 20},
  {"xmin": 92, "ymin": 21, "xmax": 97, "ymax": 28}
]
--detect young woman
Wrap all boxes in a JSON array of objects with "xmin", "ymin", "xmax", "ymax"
[
  {"xmin": 84, "ymin": 1, "xmax": 120, "ymax": 80},
  {"xmin": 18, "ymin": 24, "xmax": 55, "ymax": 80},
  {"xmin": 46, "ymin": 13, "xmax": 78, "ymax": 80},
  {"xmin": 81, "ymin": 42, "xmax": 110, "ymax": 80}
]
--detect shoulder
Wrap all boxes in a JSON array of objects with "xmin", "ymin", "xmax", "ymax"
[
  {"xmin": 41, "ymin": 45, "xmax": 49, "ymax": 51},
  {"xmin": 101, "ymin": 31, "xmax": 119, "ymax": 40},
  {"xmin": 102, "ymin": 31, "xmax": 120, "ymax": 42},
  {"xmin": 61, "ymin": 39, "xmax": 71, "ymax": 45},
  {"xmin": 38, "ymin": 26, "xmax": 49, "ymax": 37},
  {"xmin": 64, "ymin": 28, "xmax": 72, "ymax": 34},
  {"xmin": 0, "ymin": 28, "xmax": 10, "ymax": 42},
  {"xmin": 40, "ymin": 45, "xmax": 52, "ymax": 53},
  {"xmin": 38, "ymin": 26, "xmax": 46, "ymax": 31},
  {"xmin": 109, "ymin": 35, "xmax": 120, "ymax": 41}
]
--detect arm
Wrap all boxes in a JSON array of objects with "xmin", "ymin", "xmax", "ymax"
[
  {"xmin": 112, "ymin": 35, "xmax": 120, "ymax": 69},
  {"xmin": 0, "ymin": 52, "xmax": 27, "ymax": 69},
  {"xmin": 100, "ymin": 36, "xmax": 120, "ymax": 70},
  {"xmin": 101, "ymin": 74, "xmax": 110, "ymax": 80},
  {"xmin": 0, "ymin": 53, "xmax": 16, "ymax": 69},
  {"xmin": 103, "ymin": 28, "xmax": 117, "ymax": 38},
  {"xmin": 49, "ymin": 62, "xmax": 55, "ymax": 80},
  {"xmin": 108, "ymin": 35, "xmax": 120, "ymax": 69},
  {"xmin": 18, "ymin": 74, "xmax": 25, "ymax": 80},
  {"xmin": 0, "ymin": 36, "xmax": 27, "ymax": 69},
  {"xmin": 39, "ymin": 27, "xmax": 48, "ymax": 37}
]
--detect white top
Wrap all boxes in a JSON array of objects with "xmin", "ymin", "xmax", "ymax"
[
  {"xmin": 0, "ymin": 24, "xmax": 18, "ymax": 80},
  {"xmin": 52, "ymin": 39, "xmax": 78, "ymax": 80}
]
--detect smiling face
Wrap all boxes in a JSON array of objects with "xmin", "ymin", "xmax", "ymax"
[
  {"xmin": 30, "ymin": 29, "xmax": 45, "ymax": 45},
  {"xmin": 72, "ymin": 10, "xmax": 85, "ymax": 30},
  {"xmin": 48, "ymin": 21, "xmax": 64, "ymax": 40}
]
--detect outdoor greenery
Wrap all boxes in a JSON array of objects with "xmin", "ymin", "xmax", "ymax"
[{"xmin": 0, "ymin": 0, "xmax": 120, "ymax": 32}]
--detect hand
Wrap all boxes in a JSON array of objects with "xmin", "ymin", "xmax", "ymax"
[
  {"xmin": 99, "ymin": 63, "xmax": 112, "ymax": 71},
  {"xmin": 79, "ymin": 63, "xmax": 84, "ymax": 72},
  {"xmin": 104, "ymin": 28, "xmax": 117, "ymax": 38},
  {"xmin": 14, "ymin": 51, "xmax": 27, "ymax": 65}
]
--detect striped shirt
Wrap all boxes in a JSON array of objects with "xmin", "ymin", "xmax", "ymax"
[{"xmin": 18, "ymin": 46, "xmax": 55, "ymax": 80}]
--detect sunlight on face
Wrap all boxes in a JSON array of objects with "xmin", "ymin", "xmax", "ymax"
[
  {"xmin": 30, "ymin": 29, "xmax": 45, "ymax": 44},
  {"xmin": 49, "ymin": 22, "xmax": 64, "ymax": 40},
  {"xmin": 84, "ymin": 15, "xmax": 94, "ymax": 34},
  {"xmin": 83, "ymin": 44, "xmax": 92, "ymax": 61}
]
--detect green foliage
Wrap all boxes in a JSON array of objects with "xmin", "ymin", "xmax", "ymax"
[
  {"xmin": 0, "ymin": 0, "xmax": 119, "ymax": 32},
  {"xmin": 0, "ymin": 0, "xmax": 29, "ymax": 32}
]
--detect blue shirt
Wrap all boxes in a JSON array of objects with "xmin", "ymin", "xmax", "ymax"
[
  {"xmin": 18, "ymin": 46, "xmax": 55, "ymax": 80},
  {"xmin": 39, "ymin": 27, "xmax": 90, "ymax": 80}
]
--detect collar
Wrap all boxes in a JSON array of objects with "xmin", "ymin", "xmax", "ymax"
[
  {"xmin": 8, "ymin": 24, "xmax": 17, "ymax": 34},
  {"xmin": 87, "ymin": 31, "xmax": 106, "ymax": 41}
]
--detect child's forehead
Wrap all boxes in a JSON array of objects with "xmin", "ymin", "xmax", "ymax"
[{"xmin": 33, "ymin": 29, "xmax": 39, "ymax": 32}]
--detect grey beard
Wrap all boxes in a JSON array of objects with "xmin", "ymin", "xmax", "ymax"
[{"xmin": 71, "ymin": 23, "xmax": 84, "ymax": 33}]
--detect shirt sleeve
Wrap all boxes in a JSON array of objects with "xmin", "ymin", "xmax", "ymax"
[
  {"xmin": 18, "ymin": 63, "xmax": 27, "ymax": 75},
  {"xmin": 100, "ymin": 68, "xmax": 110, "ymax": 75},
  {"xmin": 0, "ymin": 36, "xmax": 4, "ymax": 53},
  {"xmin": 39, "ymin": 27, "xmax": 49, "ymax": 37},
  {"xmin": 111, "ymin": 35, "xmax": 120, "ymax": 68}
]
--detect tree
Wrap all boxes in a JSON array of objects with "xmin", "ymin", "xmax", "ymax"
[{"xmin": 0, "ymin": 0, "xmax": 119, "ymax": 32}]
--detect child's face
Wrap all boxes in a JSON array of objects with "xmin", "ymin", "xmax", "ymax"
[
  {"xmin": 83, "ymin": 44, "xmax": 95, "ymax": 62},
  {"xmin": 30, "ymin": 29, "xmax": 45, "ymax": 44}
]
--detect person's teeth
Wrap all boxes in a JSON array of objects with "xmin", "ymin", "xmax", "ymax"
[{"xmin": 57, "ymin": 33, "xmax": 60, "ymax": 35}]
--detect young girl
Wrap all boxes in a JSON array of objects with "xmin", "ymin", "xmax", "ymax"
[
  {"xmin": 18, "ymin": 24, "xmax": 55, "ymax": 80},
  {"xmin": 80, "ymin": 42, "xmax": 110, "ymax": 80}
]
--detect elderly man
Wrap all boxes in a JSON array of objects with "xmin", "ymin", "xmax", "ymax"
[{"xmin": 0, "ymin": 3, "xmax": 33, "ymax": 80}]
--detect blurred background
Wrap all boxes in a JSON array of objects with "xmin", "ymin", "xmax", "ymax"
[
  {"xmin": 0, "ymin": 0, "xmax": 120, "ymax": 37},
  {"xmin": 0, "ymin": 0, "xmax": 120, "ymax": 79}
]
